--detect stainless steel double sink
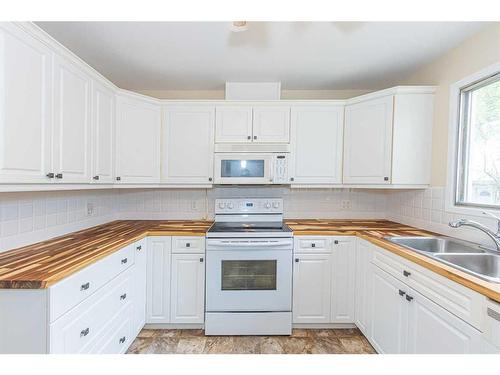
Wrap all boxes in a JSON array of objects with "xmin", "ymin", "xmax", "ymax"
[{"xmin": 384, "ymin": 236, "xmax": 500, "ymax": 283}]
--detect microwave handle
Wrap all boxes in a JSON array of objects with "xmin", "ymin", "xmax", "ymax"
[{"xmin": 270, "ymin": 157, "xmax": 275, "ymax": 183}]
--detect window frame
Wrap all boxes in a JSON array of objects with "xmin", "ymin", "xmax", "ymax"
[{"xmin": 446, "ymin": 61, "xmax": 500, "ymax": 217}]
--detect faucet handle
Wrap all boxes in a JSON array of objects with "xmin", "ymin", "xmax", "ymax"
[{"xmin": 482, "ymin": 211, "xmax": 500, "ymax": 232}]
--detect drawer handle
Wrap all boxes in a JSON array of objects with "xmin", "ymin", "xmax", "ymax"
[
  {"xmin": 186, "ymin": 243, "xmax": 191, "ymax": 248},
  {"xmin": 120, "ymin": 293, "xmax": 127, "ymax": 300},
  {"xmin": 487, "ymin": 307, "xmax": 500, "ymax": 322},
  {"xmin": 311, "ymin": 243, "xmax": 316, "ymax": 248},
  {"xmin": 403, "ymin": 270, "xmax": 411, "ymax": 277},
  {"xmin": 80, "ymin": 282, "xmax": 90, "ymax": 291},
  {"xmin": 121, "ymin": 258, "xmax": 128, "ymax": 264},
  {"xmin": 398, "ymin": 289, "xmax": 406, "ymax": 297},
  {"xmin": 334, "ymin": 240, "xmax": 339, "ymax": 245},
  {"xmin": 80, "ymin": 327, "xmax": 90, "ymax": 337},
  {"xmin": 136, "ymin": 245, "xmax": 142, "ymax": 251},
  {"xmin": 405, "ymin": 295, "xmax": 414, "ymax": 302},
  {"xmin": 199, "ymin": 257, "xmax": 204, "ymax": 263},
  {"xmin": 119, "ymin": 336, "xmax": 126, "ymax": 344}
]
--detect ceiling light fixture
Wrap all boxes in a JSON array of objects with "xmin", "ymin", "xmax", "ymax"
[{"xmin": 230, "ymin": 21, "xmax": 248, "ymax": 32}]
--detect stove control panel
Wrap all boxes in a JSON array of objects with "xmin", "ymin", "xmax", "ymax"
[{"xmin": 215, "ymin": 198, "xmax": 283, "ymax": 214}]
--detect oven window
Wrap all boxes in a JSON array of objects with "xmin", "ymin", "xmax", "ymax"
[
  {"xmin": 221, "ymin": 260, "xmax": 277, "ymax": 290},
  {"xmin": 221, "ymin": 160, "xmax": 265, "ymax": 178}
]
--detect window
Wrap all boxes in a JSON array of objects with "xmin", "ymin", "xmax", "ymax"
[{"xmin": 456, "ymin": 73, "xmax": 500, "ymax": 208}]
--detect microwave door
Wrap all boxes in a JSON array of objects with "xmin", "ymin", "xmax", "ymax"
[{"xmin": 215, "ymin": 154, "xmax": 271, "ymax": 184}]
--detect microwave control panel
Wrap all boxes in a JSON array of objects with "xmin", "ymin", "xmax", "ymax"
[{"xmin": 273, "ymin": 154, "xmax": 288, "ymax": 184}]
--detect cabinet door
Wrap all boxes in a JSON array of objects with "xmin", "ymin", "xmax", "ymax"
[
  {"xmin": 252, "ymin": 106, "xmax": 290, "ymax": 143},
  {"xmin": 370, "ymin": 264, "xmax": 408, "ymax": 354},
  {"xmin": 355, "ymin": 239, "xmax": 373, "ymax": 336},
  {"xmin": 53, "ymin": 56, "xmax": 92, "ymax": 183},
  {"xmin": 133, "ymin": 239, "xmax": 147, "ymax": 336},
  {"xmin": 146, "ymin": 237, "xmax": 171, "ymax": 324},
  {"xmin": 170, "ymin": 253, "xmax": 205, "ymax": 324},
  {"xmin": 91, "ymin": 81, "xmax": 115, "ymax": 183},
  {"xmin": 0, "ymin": 24, "xmax": 53, "ymax": 183},
  {"xmin": 115, "ymin": 95, "xmax": 161, "ymax": 183},
  {"xmin": 331, "ymin": 238, "xmax": 356, "ymax": 323},
  {"xmin": 343, "ymin": 96, "xmax": 393, "ymax": 184},
  {"xmin": 292, "ymin": 254, "xmax": 331, "ymax": 324},
  {"xmin": 407, "ymin": 289, "xmax": 481, "ymax": 354},
  {"xmin": 289, "ymin": 106, "xmax": 343, "ymax": 184},
  {"xmin": 215, "ymin": 106, "xmax": 252, "ymax": 143},
  {"xmin": 162, "ymin": 106, "xmax": 215, "ymax": 184}
]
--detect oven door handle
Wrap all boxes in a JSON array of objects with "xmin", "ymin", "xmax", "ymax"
[{"xmin": 207, "ymin": 240, "xmax": 292, "ymax": 248}]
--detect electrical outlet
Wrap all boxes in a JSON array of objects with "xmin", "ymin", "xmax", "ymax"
[
  {"xmin": 340, "ymin": 200, "xmax": 351, "ymax": 210},
  {"xmin": 86, "ymin": 203, "xmax": 94, "ymax": 216},
  {"xmin": 190, "ymin": 201, "xmax": 198, "ymax": 211}
]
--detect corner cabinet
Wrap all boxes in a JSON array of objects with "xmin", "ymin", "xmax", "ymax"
[
  {"xmin": 162, "ymin": 106, "xmax": 215, "ymax": 185},
  {"xmin": 289, "ymin": 106, "xmax": 343, "ymax": 185},
  {"xmin": 115, "ymin": 93, "xmax": 161, "ymax": 184},
  {"xmin": 343, "ymin": 88, "xmax": 434, "ymax": 186}
]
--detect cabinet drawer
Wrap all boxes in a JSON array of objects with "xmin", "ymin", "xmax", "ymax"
[
  {"xmin": 49, "ymin": 268, "xmax": 133, "ymax": 354},
  {"xmin": 172, "ymin": 236, "xmax": 205, "ymax": 254},
  {"xmin": 49, "ymin": 244, "xmax": 134, "ymax": 322},
  {"xmin": 294, "ymin": 236, "xmax": 331, "ymax": 253},
  {"xmin": 88, "ymin": 303, "xmax": 134, "ymax": 354},
  {"xmin": 483, "ymin": 299, "xmax": 500, "ymax": 349},
  {"xmin": 372, "ymin": 246, "xmax": 406, "ymax": 281}
]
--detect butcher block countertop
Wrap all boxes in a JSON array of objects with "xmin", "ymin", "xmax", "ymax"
[{"xmin": 0, "ymin": 219, "xmax": 499, "ymax": 303}]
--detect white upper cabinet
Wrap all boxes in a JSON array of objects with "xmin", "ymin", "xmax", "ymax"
[
  {"xmin": 0, "ymin": 24, "xmax": 53, "ymax": 183},
  {"xmin": 252, "ymin": 106, "xmax": 290, "ymax": 143},
  {"xmin": 91, "ymin": 81, "xmax": 115, "ymax": 184},
  {"xmin": 162, "ymin": 106, "xmax": 215, "ymax": 184},
  {"xmin": 343, "ymin": 88, "xmax": 434, "ymax": 186},
  {"xmin": 343, "ymin": 96, "xmax": 393, "ymax": 185},
  {"xmin": 215, "ymin": 105, "xmax": 290, "ymax": 144},
  {"xmin": 115, "ymin": 93, "xmax": 161, "ymax": 184},
  {"xmin": 215, "ymin": 106, "xmax": 252, "ymax": 143},
  {"xmin": 289, "ymin": 106, "xmax": 344, "ymax": 185},
  {"xmin": 52, "ymin": 55, "xmax": 92, "ymax": 183}
]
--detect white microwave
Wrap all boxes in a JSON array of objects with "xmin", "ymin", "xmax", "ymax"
[{"xmin": 214, "ymin": 152, "xmax": 289, "ymax": 185}]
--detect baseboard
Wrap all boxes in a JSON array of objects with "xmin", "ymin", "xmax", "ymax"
[
  {"xmin": 293, "ymin": 323, "xmax": 357, "ymax": 329},
  {"xmin": 144, "ymin": 323, "xmax": 204, "ymax": 329}
]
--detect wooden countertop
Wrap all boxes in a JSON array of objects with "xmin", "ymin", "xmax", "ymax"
[{"xmin": 0, "ymin": 219, "xmax": 499, "ymax": 304}]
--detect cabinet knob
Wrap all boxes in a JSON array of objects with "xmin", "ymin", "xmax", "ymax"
[
  {"xmin": 384, "ymin": 177, "xmax": 389, "ymax": 181},
  {"xmin": 121, "ymin": 258, "xmax": 128, "ymax": 264},
  {"xmin": 208, "ymin": 177, "xmax": 212, "ymax": 182},
  {"xmin": 93, "ymin": 175, "xmax": 100, "ymax": 180},
  {"xmin": 247, "ymin": 135, "xmax": 251, "ymax": 140},
  {"xmin": 46, "ymin": 172, "xmax": 55, "ymax": 179},
  {"xmin": 80, "ymin": 327, "xmax": 90, "ymax": 337},
  {"xmin": 311, "ymin": 243, "xmax": 316, "ymax": 248},
  {"xmin": 116, "ymin": 176, "xmax": 121, "ymax": 181},
  {"xmin": 295, "ymin": 258, "xmax": 299, "ymax": 262},
  {"xmin": 80, "ymin": 282, "xmax": 90, "ymax": 291},
  {"xmin": 136, "ymin": 245, "xmax": 142, "ymax": 251},
  {"xmin": 405, "ymin": 295, "xmax": 414, "ymax": 302},
  {"xmin": 403, "ymin": 270, "xmax": 411, "ymax": 277},
  {"xmin": 290, "ymin": 177, "xmax": 294, "ymax": 182},
  {"xmin": 55, "ymin": 173, "xmax": 63, "ymax": 179},
  {"xmin": 334, "ymin": 240, "xmax": 339, "ymax": 245},
  {"xmin": 253, "ymin": 135, "xmax": 257, "ymax": 140},
  {"xmin": 120, "ymin": 293, "xmax": 127, "ymax": 300},
  {"xmin": 398, "ymin": 289, "xmax": 406, "ymax": 297},
  {"xmin": 186, "ymin": 243, "xmax": 191, "ymax": 248},
  {"xmin": 199, "ymin": 257, "xmax": 204, "ymax": 263},
  {"xmin": 119, "ymin": 336, "xmax": 126, "ymax": 344}
]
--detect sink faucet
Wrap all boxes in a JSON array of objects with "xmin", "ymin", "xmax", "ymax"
[{"xmin": 449, "ymin": 211, "xmax": 500, "ymax": 252}]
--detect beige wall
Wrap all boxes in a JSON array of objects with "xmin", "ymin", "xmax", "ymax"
[
  {"xmin": 134, "ymin": 89, "xmax": 372, "ymax": 100},
  {"xmin": 401, "ymin": 23, "xmax": 500, "ymax": 187}
]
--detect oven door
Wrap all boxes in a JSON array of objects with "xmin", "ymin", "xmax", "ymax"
[
  {"xmin": 214, "ymin": 153, "xmax": 272, "ymax": 184},
  {"xmin": 206, "ymin": 239, "xmax": 292, "ymax": 312}
]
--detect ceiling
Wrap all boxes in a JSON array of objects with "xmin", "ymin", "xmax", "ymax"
[{"xmin": 35, "ymin": 22, "xmax": 488, "ymax": 91}]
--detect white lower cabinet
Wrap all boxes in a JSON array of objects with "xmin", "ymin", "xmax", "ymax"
[
  {"xmin": 293, "ymin": 236, "xmax": 355, "ymax": 324},
  {"xmin": 170, "ymin": 253, "xmax": 205, "ymax": 323},
  {"xmin": 369, "ymin": 261, "xmax": 482, "ymax": 354},
  {"xmin": 293, "ymin": 253, "xmax": 332, "ymax": 324},
  {"xmin": 146, "ymin": 236, "xmax": 172, "ymax": 324},
  {"xmin": 146, "ymin": 236, "xmax": 206, "ymax": 325}
]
